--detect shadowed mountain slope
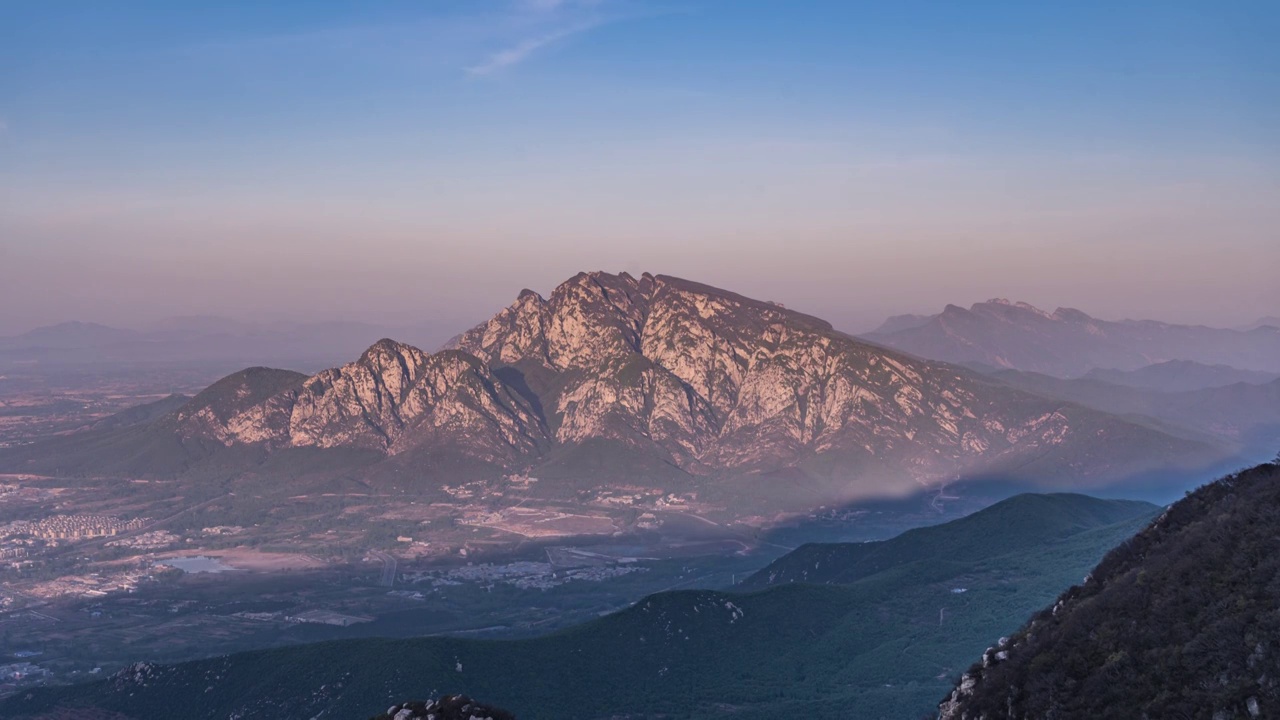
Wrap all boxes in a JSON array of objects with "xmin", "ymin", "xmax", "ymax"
[
  {"xmin": 742, "ymin": 493, "xmax": 1156, "ymax": 588},
  {"xmin": 939, "ymin": 461, "xmax": 1280, "ymax": 720}
]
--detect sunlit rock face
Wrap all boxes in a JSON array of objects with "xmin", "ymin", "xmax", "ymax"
[
  {"xmin": 450, "ymin": 272, "xmax": 1182, "ymax": 485},
  {"xmin": 192, "ymin": 340, "xmax": 548, "ymax": 465},
  {"xmin": 167, "ymin": 271, "xmax": 1208, "ymax": 491}
]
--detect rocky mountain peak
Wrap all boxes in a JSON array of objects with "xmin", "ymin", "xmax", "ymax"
[
  {"xmin": 1050, "ymin": 306, "xmax": 1093, "ymax": 323},
  {"xmin": 351, "ymin": 339, "xmax": 430, "ymax": 396},
  {"xmin": 171, "ymin": 367, "xmax": 308, "ymax": 440},
  {"xmin": 360, "ymin": 337, "xmax": 424, "ymax": 361},
  {"xmin": 870, "ymin": 313, "xmax": 933, "ymax": 335},
  {"xmin": 973, "ymin": 299, "xmax": 1053, "ymax": 320},
  {"xmin": 541, "ymin": 270, "xmax": 654, "ymax": 367},
  {"xmin": 444, "ymin": 272, "xmax": 1213, "ymax": 488},
  {"xmin": 20, "ymin": 272, "xmax": 1224, "ymax": 500},
  {"xmin": 158, "ymin": 334, "xmax": 548, "ymax": 462}
]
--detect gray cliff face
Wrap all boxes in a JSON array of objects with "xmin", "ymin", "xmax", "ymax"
[
  {"xmin": 148, "ymin": 271, "xmax": 1215, "ymax": 489},
  {"xmin": 187, "ymin": 340, "xmax": 547, "ymax": 465},
  {"xmin": 451, "ymin": 272, "xmax": 1198, "ymax": 483},
  {"xmin": 171, "ymin": 367, "xmax": 309, "ymax": 443}
]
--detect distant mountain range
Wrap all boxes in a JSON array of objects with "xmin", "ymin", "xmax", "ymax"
[
  {"xmin": 864, "ymin": 299, "xmax": 1280, "ymax": 378},
  {"xmin": 0, "ymin": 317, "xmax": 452, "ymax": 371},
  {"xmin": 0, "ymin": 272, "xmax": 1226, "ymax": 508},
  {"xmin": 1240, "ymin": 316, "xmax": 1280, "ymax": 331},
  {"xmin": 939, "ymin": 460, "xmax": 1280, "ymax": 720},
  {"xmin": 1081, "ymin": 360, "xmax": 1279, "ymax": 393},
  {"xmin": 3, "ymin": 492, "xmax": 1157, "ymax": 720},
  {"xmin": 988, "ymin": 369, "xmax": 1280, "ymax": 451}
]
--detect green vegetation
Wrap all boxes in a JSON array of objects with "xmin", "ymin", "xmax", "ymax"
[
  {"xmin": 744, "ymin": 493, "xmax": 1156, "ymax": 587},
  {"xmin": 3, "ymin": 494, "xmax": 1158, "ymax": 720},
  {"xmin": 939, "ymin": 461, "xmax": 1280, "ymax": 719}
]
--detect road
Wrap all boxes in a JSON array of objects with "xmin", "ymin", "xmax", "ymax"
[{"xmin": 371, "ymin": 550, "xmax": 397, "ymax": 587}]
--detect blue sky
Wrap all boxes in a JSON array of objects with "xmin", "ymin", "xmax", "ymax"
[{"xmin": 1, "ymin": 0, "xmax": 1276, "ymax": 338}]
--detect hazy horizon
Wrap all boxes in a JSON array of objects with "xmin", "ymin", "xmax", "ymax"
[
  {"xmin": 2, "ymin": 271, "xmax": 1278, "ymax": 344},
  {"xmin": 3, "ymin": 1, "xmax": 1277, "ymax": 337}
]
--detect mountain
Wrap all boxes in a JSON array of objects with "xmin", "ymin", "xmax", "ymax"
[
  {"xmin": 1, "ymin": 320, "xmax": 139, "ymax": 350},
  {"xmin": 988, "ymin": 370, "xmax": 1280, "ymax": 453},
  {"xmin": 1239, "ymin": 316, "xmax": 1280, "ymax": 331},
  {"xmin": 863, "ymin": 299, "xmax": 1280, "ymax": 377},
  {"xmin": 0, "ymin": 272, "xmax": 1227, "ymax": 507},
  {"xmin": 1082, "ymin": 360, "xmax": 1280, "ymax": 392},
  {"xmin": 870, "ymin": 313, "xmax": 935, "ymax": 335},
  {"xmin": 208, "ymin": 341, "xmax": 549, "ymax": 467},
  {"xmin": 0, "ymin": 367, "xmax": 310, "ymax": 476},
  {"xmin": 82, "ymin": 393, "xmax": 192, "ymax": 433},
  {"xmin": 741, "ymin": 493, "xmax": 1156, "ymax": 589},
  {"xmin": 938, "ymin": 460, "xmax": 1280, "ymax": 720},
  {"xmin": 1, "ymin": 493, "xmax": 1158, "ymax": 720}
]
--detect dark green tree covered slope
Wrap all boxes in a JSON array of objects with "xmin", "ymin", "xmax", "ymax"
[{"xmin": 939, "ymin": 461, "xmax": 1280, "ymax": 720}]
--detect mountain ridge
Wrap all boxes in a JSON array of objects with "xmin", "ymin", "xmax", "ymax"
[
  {"xmin": 0, "ymin": 273, "xmax": 1229, "ymax": 508},
  {"xmin": 864, "ymin": 300, "xmax": 1280, "ymax": 377},
  {"xmin": 1082, "ymin": 360, "xmax": 1280, "ymax": 392},
  {"xmin": 742, "ymin": 493, "xmax": 1157, "ymax": 589},
  {"xmin": 938, "ymin": 461, "xmax": 1280, "ymax": 719}
]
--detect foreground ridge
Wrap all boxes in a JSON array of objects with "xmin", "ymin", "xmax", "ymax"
[{"xmin": 939, "ymin": 460, "xmax": 1280, "ymax": 719}]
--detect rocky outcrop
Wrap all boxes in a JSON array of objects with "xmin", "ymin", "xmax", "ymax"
[
  {"xmin": 171, "ymin": 367, "xmax": 308, "ymax": 441},
  {"xmin": 371, "ymin": 696, "xmax": 514, "ymax": 720},
  {"xmin": 449, "ymin": 272, "xmax": 1214, "ymax": 486},
  {"xmin": 185, "ymin": 340, "xmax": 549, "ymax": 465}
]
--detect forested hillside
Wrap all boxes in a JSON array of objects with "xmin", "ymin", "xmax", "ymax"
[{"xmin": 940, "ymin": 461, "xmax": 1280, "ymax": 719}]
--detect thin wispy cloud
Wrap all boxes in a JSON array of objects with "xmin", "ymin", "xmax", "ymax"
[
  {"xmin": 467, "ymin": 19, "xmax": 604, "ymax": 76},
  {"xmin": 465, "ymin": 0, "xmax": 635, "ymax": 76},
  {"xmin": 521, "ymin": 0, "xmax": 604, "ymax": 12}
]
